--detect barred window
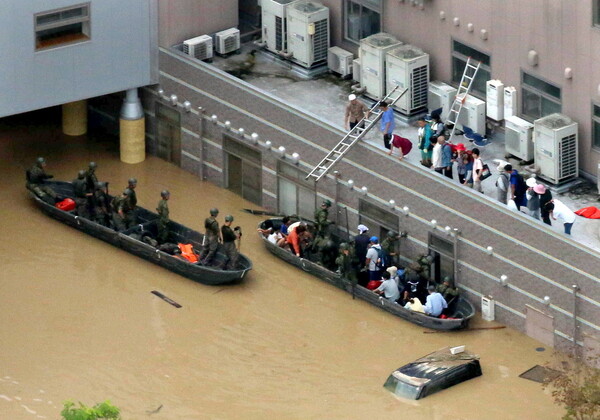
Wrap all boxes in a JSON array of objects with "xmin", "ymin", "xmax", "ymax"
[
  {"xmin": 35, "ymin": 3, "xmax": 91, "ymax": 51},
  {"xmin": 521, "ymin": 72, "xmax": 561, "ymax": 121}
]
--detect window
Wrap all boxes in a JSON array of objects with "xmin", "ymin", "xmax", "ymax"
[
  {"xmin": 451, "ymin": 40, "xmax": 491, "ymax": 97},
  {"xmin": 594, "ymin": 0, "xmax": 600, "ymax": 26},
  {"xmin": 35, "ymin": 3, "xmax": 90, "ymax": 51},
  {"xmin": 277, "ymin": 161, "xmax": 315, "ymax": 220},
  {"xmin": 521, "ymin": 72, "xmax": 561, "ymax": 121},
  {"xmin": 358, "ymin": 199, "xmax": 399, "ymax": 239},
  {"xmin": 593, "ymin": 104, "xmax": 600, "ymax": 149},
  {"xmin": 344, "ymin": 0, "xmax": 382, "ymax": 43}
]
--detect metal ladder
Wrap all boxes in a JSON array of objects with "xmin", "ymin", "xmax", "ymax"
[
  {"xmin": 306, "ymin": 85, "xmax": 408, "ymax": 182},
  {"xmin": 446, "ymin": 57, "xmax": 481, "ymax": 142}
]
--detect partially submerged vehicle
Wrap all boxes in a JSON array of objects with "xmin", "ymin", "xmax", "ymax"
[
  {"xmin": 258, "ymin": 218, "xmax": 475, "ymax": 331},
  {"xmin": 383, "ymin": 346, "xmax": 482, "ymax": 400},
  {"xmin": 30, "ymin": 181, "xmax": 252, "ymax": 285}
]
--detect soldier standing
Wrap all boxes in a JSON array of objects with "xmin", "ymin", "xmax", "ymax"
[
  {"xmin": 111, "ymin": 189, "xmax": 134, "ymax": 231},
  {"xmin": 156, "ymin": 190, "xmax": 170, "ymax": 244},
  {"xmin": 381, "ymin": 231, "xmax": 400, "ymax": 268},
  {"xmin": 85, "ymin": 162, "xmax": 99, "ymax": 216},
  {"xmin": 124, "ymin": 178, "xmax": 138, "ymax": 225},
  {"xmin": 72, "ymin": 170, "xmax": 91, "ymax": 217},
  {"xmin": 221, "ymin": 215, "xmax": 239, "ymax": 270},
  {"xmin": 200, "ymin": 208, "xmax": 220, "ymax": 265},
  {"xmin": 26, "ymin": 157, "xmax": 57, "ymax": 204},
  {"xmin": 314, "ymin": 199, "xmax": 332, "ymax": 238},
  {"xmin": 94, "ymin": 182, "xmax": 111, "ymax": 226}
]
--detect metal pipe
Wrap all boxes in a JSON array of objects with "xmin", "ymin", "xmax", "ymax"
[
  {"xmin": 120, "ymin": 88, "xmax": 144, "ymax": 120},
  {"xmin": 572, "ymin": 284, "xmax": 580, "ymax": 358}
]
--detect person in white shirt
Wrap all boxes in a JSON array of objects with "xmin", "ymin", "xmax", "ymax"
[
  {"xmin": 472, "ymin": 148, "xmax": 484, "ymax": 193},
  {"xmin": 430, "ymin": 136, "xmax": 445, "ymax": 172},
  {"xmin": 546, "ymin": 199, "xmax": 576, "ymax": 235},
  {"xmin": 267, "ymin": 230, "xmax": 283, "ymax": 245},
  {"xmin": 374, "ymin": 271, "xmax": 400, "ymax": 302}
]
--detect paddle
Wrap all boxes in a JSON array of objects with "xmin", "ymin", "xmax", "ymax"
[{"xmin": 242, "ymin": 208, "xmax": 284, "ymax": 217}]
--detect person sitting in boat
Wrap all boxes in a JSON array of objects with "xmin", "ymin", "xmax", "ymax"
[
  {"xmin": 437, "ymin": 277, "xmax": 459, "ymax": 303},
  {"xmin": 267, "ymin": 228, "xmax": 283, "ymax": 245},
  {"xmin": 257, "ymin": 218, "xmax": 275, "ymax": 237},
  {"xmin": 111, "ymin": 189, "xmax": 135, "ymax": 231},
  {"xmin": 386, "ymin": 266, "xmax": 405, "ymax": 297},
  {"xmin": 404, "ymin": 297, "xmax": 425, "ymax": 313},
  {"xmin": 424, "ymin": 285, "xmax": 448, "ymax": 317},
  {"xmin": 72, "ymin": 170, "xmax": 92, "ymax": 218},
  {"xmin": 401, "ymin": 263, "xmax": 426, "ymax": 304},
  {"xmin": 286, "ymin": 224, "xmax": 308, "ymax": 257},
  {"xmin": 26, "ymin": 157, "xmax": 58, "ymax": 204},
  {"xmin": 374, "ymin": 271, "xmax": 400, "ymax": 303}
]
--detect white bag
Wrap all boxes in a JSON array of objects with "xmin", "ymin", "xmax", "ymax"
[{"xmin": 507, "ymin": 199, "xmax": 518, "ymax": 212}]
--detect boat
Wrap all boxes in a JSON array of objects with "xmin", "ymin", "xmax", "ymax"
[
  {"xmin": 383, "ymin": 346, "xmax": 482, "ymax": 399},
  {"xmin": 29, "ymin": 181, "xmax": 252, "ymax": 285},
  {"xmin": 258, "ymin": 218, "xmax": 475, "ymax": 330}
]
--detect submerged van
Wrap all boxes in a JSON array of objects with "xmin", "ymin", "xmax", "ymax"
[{"xmin": 383, "ymin": 346, "xmax": 482, "ymax": 400}]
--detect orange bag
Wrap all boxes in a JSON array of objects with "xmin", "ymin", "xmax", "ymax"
[
  {"xmin": 178, "ymin": 243, "xmax": 199, "ymax": 263},
  {"xmin": 55, "ymin": 198, "xmax": 76, "ymax": 211}
]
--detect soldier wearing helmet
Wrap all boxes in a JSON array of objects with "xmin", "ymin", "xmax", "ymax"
[
  {"xmin": 26, "ymin": 157, "xmax": 57, "ymax": 204},
  {"xmin": 85, "ymin": 162, "xmax": 98, "ymax": 192},
  {"xmin": 111, "ymin": 189, "xmax": 134, "ymax": 231},
  {"xmin": 72, "ymin": 169, "xmax": 92, "ymax": 217},
  {"xmin": 335, "ymin": 242, "xmax": 357, "ymax": 291},
  {"xmin": 314, "ymin": 199, "xmax": 332, "ymax": 238},
  {"xmin": 156, "ymin": 190, "xmax": 170, "ymax": 243},
  {"xmin": 381, "ymin": 230, "xmax": 401, "ymax": 268},
  {"xmin": 127, "ymin": 178, "xmax": 138, "ymax": 207},
  {"xmin": 200, "ymin": 208, "xmax": 220, "ymax": 265},
  {"xmin": 94, "ymin": 181, "xmax": 111, "ymax": 226},
  {"xmin": 221, "ymin": 214, "xmax": 240, "ymax": 269}
]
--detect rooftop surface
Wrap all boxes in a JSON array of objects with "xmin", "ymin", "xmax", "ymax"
[{"xmin": 211, "ymin": 43, "xmax": 600, "ymax": 252}]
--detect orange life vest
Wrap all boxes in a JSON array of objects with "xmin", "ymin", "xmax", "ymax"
[{"xmin": 178, "ymin": 243, "xmax": 198, "ymax": 263}]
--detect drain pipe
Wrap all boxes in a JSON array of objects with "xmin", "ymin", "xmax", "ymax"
[
  {"xmin": 120, "ymin": 88, "xmax": 145, "ymax": 164},
  {"xmin": 572, "ymin": 284, "xmax": 580, "ymax": 358}
]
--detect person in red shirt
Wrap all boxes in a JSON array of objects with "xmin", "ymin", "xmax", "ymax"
[
  {"xmin": 388, "ymin": 134, "xmax": 413, "ymax": 160},
  {"xmin": 287, "ymin": 224, "xmax": 308, "ymax": 257}
]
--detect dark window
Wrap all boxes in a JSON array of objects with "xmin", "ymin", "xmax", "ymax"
[
  {"xmin": 521, "ymin": 72, "xmax": 561, "ymax": 121},
  {"xmin": 428, "ymin": 232, "xmax": 455, "ymax": 283},
  {"xmin": 344, "ymin": 0, "xmax": 382, "ymax": 43},
  {"xmin": 594, "ymin": 0, "xmax": 600, "ymax": 26},
  {"xmin": 593, "ymin": 104, "xmax": 600, "ymax": 149},
  {"xmin": 223, "ymin": 137, "xmax": 262, "ymax": 206},
  {"xmin": 35, "ymin": 3, "xmax": 90, "ymax": 51},
  {"xmin": 451, "ymin": 40, "xmax": 491, "ymax": 97}
]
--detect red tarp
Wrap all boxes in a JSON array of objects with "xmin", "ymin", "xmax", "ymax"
[{"xmin": 575, "ymin": 206, "xmax": 600, "ymax": 219}]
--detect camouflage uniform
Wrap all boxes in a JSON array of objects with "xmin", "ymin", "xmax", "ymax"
[
  {"xmin": 27, "ymin": 163, "xmax": 56, "ymax": 203},
  {"xmin": 72, "ymin": 174, "xmax": 89, "ymax": 218},
  {"xmin": 94, "ymin": 185, "xmax": 111, "ymax": 226},
  {"xmin": 335, "ymin": 243, "xmax": 357, "ymax": 287},
  {"xmin": 314, "ymin": 202, "xmax": 331, "ymax": 238},
  {"xmin": 380, "ymin": 236, "xmax": 398, "ymax": 267},
  {"xmin": 437, "ymin": 281, "xmax": 459, "ymax": 302},
  {"xmin": 221, "ymin": 224, "xmax": 238, "ymax": 270},
  {"xmin": 156, "ymin": 198, "xmax": 170, "ymax": 243},
  {"xmin": 200, "ymin": 216, "xmax": 220, "ymax": 264},
  {"xmin": 111, "ymin": 193, "xmax": 135, "ymax": 231}
]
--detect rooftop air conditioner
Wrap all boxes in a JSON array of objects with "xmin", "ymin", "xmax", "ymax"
[
  {"xmin": 287, "ymin": 1, "xmax": 330, "ymax": 68},
  {"xmin": 457, "ymin": 94, "xmax": 486, "ymax": 135},
  {"xmin": 505, "ymin": 116, "xmax": 534, "ymax": 161},
  {"xmin": 261, "ymin": 0, "xmax": 295, "ymax": 54},
  {"xmin": 386, "ymin": 45, "xmax": 430, "ymax": 115},
  {"xmin": 534, "ymin": 113, "xmax": 578, "ymax": 184},
  {"xmin": 328, "ymin": 46, "xmax": 353, "ymax": 78},
  {"xmin": 486, "ymin": 79, "xmax": 504, "ymax": 121},
  {"xmin": 215, "ymin": 28, "xmax": 241, "ymax": 55},
  {"xmin": 183, "ymin": 35, "xmax": 213, "ymax": 62},
  {"xmin": 359, "ymin": 33, "xmax": 403, "ymax": 100},
  {"xmin": 428, "ymin": 81, "xmax": 457, "ymax": 121}
]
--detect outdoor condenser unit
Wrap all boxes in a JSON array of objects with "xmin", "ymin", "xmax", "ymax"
[
  {"xmin": 183, "ymin": 35, "xmax": 213, "ymax": 61},
  {"xmin": 486, "ymin": 79, "xmax": 504, "ymax": 121},
  {"xmin": 505, "ymin": 116, "xmax": 534, "ymax": 161},
  {"xmin": 328, "ymin": 46, "xmax": 353, "ymax": 78},
  {"xmin": 457, "ymin": 94, "xmax": 486, "ymax": 135},
  {"xmin": 359, "ymin": 32, "xmax": 403, "ymax": 99},
  {"xmin": 504, "ymin": 86, "xmax": 517, "ymax": 119},
  {"xmin": 534, "ymin": 113, "xmax": 579, "ymax": 184},
  {"xmin": 261, "ymin": 0, "xmax": 295, "ymax": 54},
  {"xmin": 427, "ymin": 81, "xmax": 457, "ymax": 121},
  {"xmin": 215, "ymin": 28, "xmax": 241, "ymax": 55},
  {"xmin": 385, "ymin": 44, "xmax": 430, "ymax": 115},
  {"xmin": 286, "ymin": 0, "xmax": 330, "ymax": 68}
]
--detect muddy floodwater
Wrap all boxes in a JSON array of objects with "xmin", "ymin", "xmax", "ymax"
[{"xmin": 0, "ymin": 111, "xmax": 561, "ymax": 419}]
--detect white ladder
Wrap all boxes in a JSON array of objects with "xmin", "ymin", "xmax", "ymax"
[
  {"xmin": 306, "ymin": 86, "xmax": 408, "ymax": 182},
  {"xmin": 446, "ymin": 58, "xmax": 481, "ymax": 142}
]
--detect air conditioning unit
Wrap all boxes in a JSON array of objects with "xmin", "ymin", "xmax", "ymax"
[
  {"xmin": 328, "ymin": 46, "xmax": 353, "ymax": 78},
  {"xmin": 215, "ymin": 28, "xmax": 241, "ymax": 55},
  {"xmin": 457, "ymin": 94, "xmax": 486, "ymax": 134},
  {"xmin": 386, "ymin": 44, "xmax": 430, "ymax": 115},
  {"xmin": 534, "ymin": 113, "xmax": 579, "ymax": 184},
  {"xmin": 486, "ymin": 79, "xmax": 504, "ymax": 121},
  {"xmin": 359, "ymin": 32, "xmax": 403, "ymax": 99},
  {"xmin": 183, "ymin": 35, "xmax": 213, "ymax": 61},
  {"xmin": 352, "ymin": 58, "xmax": 361, "ymax": 83},
  {"xmin": 428, "ymin": 81, "xmax": 457, "ymax": 121},
  {"xmin": 505, "ymin": 116, "xmax": 534, "ymax": 161},
  {"xmin": 504, "ymin": 86, "xmax": 517, "ymax": 119},
  {"xmin": 287, "ymin": 1, "xmax": 330, "ymax": 68},
  {"xmin": 261, "ymin": 0, "xmax": 295, "ymax": 54}
]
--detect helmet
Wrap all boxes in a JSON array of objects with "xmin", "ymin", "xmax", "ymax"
[
  {"xmin": 387, "ymin": 230, "xmax": 398, "ymax": 238},
  {"xmin": 322, "ymin": 199, "xmax": 332, "ymax": 207},
  {"xmin": 339, "ymin": 242, "xmax": 349, "ymax": 251},
  {"xmin": 128, "ymin": 178, "xmax": 137, "ymax": 186},
  {"xmin": 96, "ymin": 181, "xmax": 107, "ymax": 189},
  {"xmin": 36, "ymin": 157, "xmax": 46, "ymax": 165},
  {"xmin": 89, "ymin": 162, "xmax": 97, "ymax": 169},
  {"xmin": 77, "ymin": 170, "xmax": 86, "ymax": 179},
  {"xmin": 224, "ymin": 215, "xmax": 234, "ymax": 222},
  {"xmin": 161, "ymin": 190, "xmax": 170, "ymax": 198},
  {"xmin": 209, "ymin": 208, "xmax": 219, "ymax": 216},
  {"xmin": 123, "ymin": 188, "xmax": 133, "ymax": 196}
]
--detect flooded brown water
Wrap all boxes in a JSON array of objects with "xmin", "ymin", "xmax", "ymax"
[{"xmin": 0, "ymin": 110, "xmax": 561, "ymax": 419}]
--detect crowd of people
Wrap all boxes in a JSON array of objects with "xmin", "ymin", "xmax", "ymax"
[
  {"xmin": 258, "ymin": 201, "xmax": 461, "ymax": 319},
  {"xmin": 26, "ymin": 157, "xmax": 242, "ymax": 268}
]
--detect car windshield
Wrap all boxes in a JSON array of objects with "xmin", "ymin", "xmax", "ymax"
[{"xmin": 383, "ymin": 372, "xmax": 426, "ymax": 400}]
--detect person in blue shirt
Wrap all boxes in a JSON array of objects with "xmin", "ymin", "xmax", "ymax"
[
  {"xmin": 379, "ymin": 101, "xmax": 395, "ymax": 150},
  {"xmin": 424, "ymin": 285, "xmax": 448, "ymax": 317},
  {"xmin": 505, "ymin": 164, "xmax": 528, "ymax": 210}
]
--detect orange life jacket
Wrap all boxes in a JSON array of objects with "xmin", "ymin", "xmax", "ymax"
[{"xmin": 178, "ymin": 243, "xmax": 198, "ymax": 263}]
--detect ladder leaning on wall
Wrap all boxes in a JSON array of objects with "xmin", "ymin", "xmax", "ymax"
[
  {"xmin": 306, "ymin": 85, "xmax": 408, "ymax": 182},
  {"xmin": 446, "ymin": 57, "xmax": 481, "ymax": 142}
]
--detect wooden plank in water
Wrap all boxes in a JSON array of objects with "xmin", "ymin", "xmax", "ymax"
[{"xmin": 151, "ymin": 290, "xmax": 182, "ymax": 308}]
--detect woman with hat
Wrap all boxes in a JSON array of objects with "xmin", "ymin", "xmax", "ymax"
[
  {"xmin": 526, "ymin": 177, "xmax": 541, "ymax": 220},
  {"xmin": 454, "ymin": 144, "xmax": 469, "ymax": 184}
]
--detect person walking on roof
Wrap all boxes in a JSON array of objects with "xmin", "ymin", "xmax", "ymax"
[
  {"xmin": 345, "ymin": 94, "xmax": 368, "ymax": 131},
  {"xmin": 379, "ymin": 101, "xmax": 395, "ymax": 150}
]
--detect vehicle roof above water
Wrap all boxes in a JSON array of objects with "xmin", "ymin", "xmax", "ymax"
[{"xmin": 395, "ymin": 347, "xmax": 480, "ymax": 383}]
